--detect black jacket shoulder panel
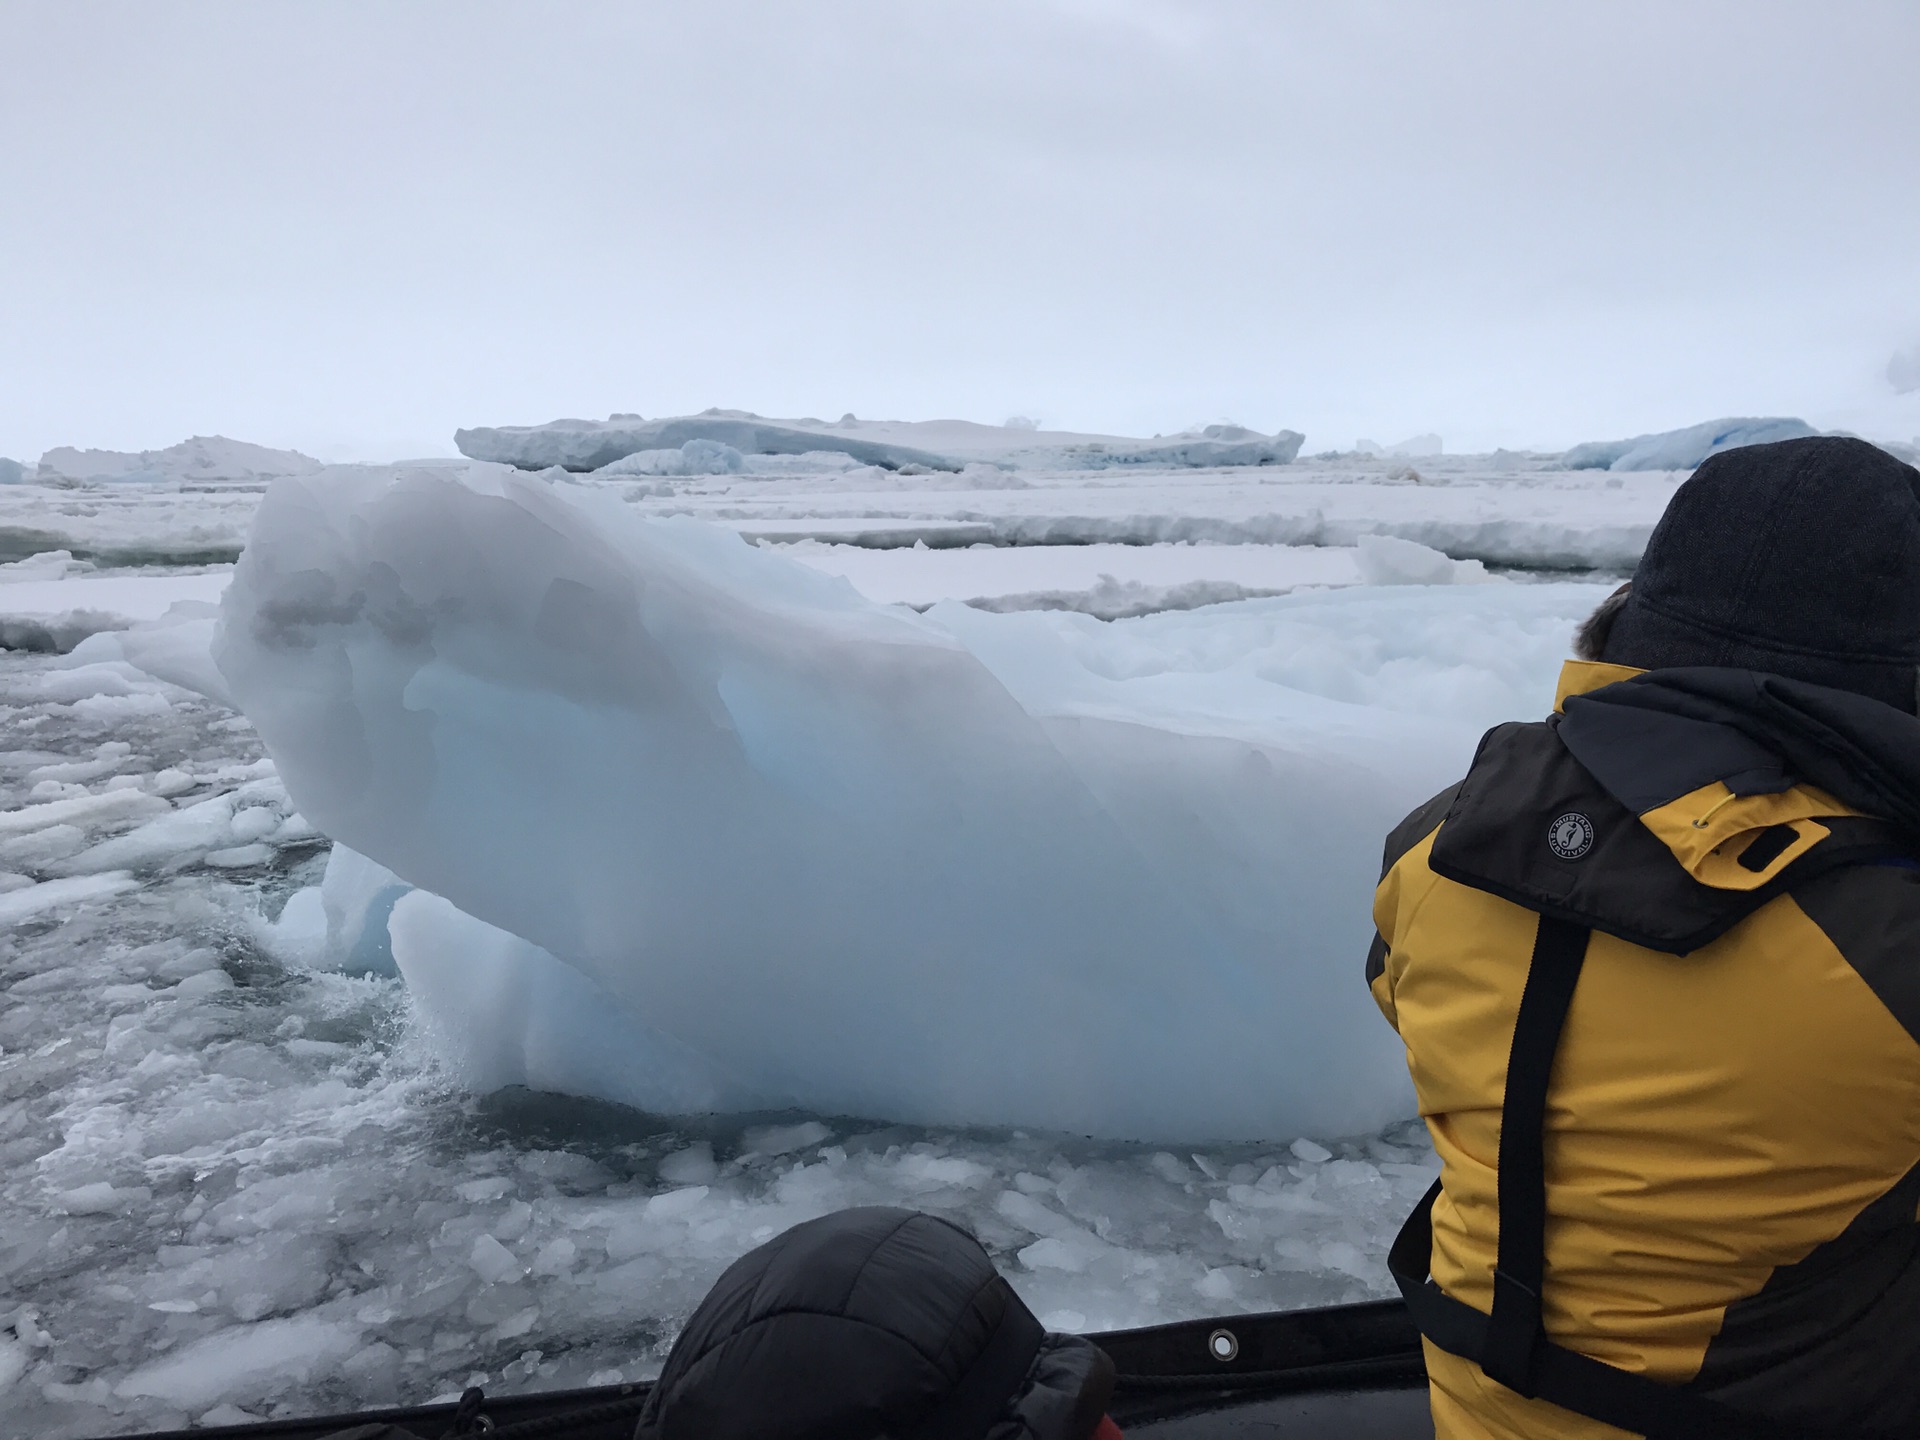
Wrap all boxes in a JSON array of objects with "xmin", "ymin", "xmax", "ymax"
[
  {"xmin": 1364, "ymin": 930, "xmax": 1389, "ymax": 988},
  {"xmin": 1382, "ymin": 781, "xmax": 1465, "ymax": 880},
  {"xmin": 1790, "ymin": 864, "xmax": 1920, "ymax": 1045},
  {"xmin": 1370, "ymin": 782, "xmax": 1464, "ymax": 987},
  {"xmin": 1427, "ymin": 719, "xmax": 1909, "ymax": 955},
  {"xmin": 1690, "ymin": 1162, "xmax": 1920, "ymax": 1432}
]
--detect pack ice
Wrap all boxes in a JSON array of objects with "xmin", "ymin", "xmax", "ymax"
[{"xmin": 216, "ymin": 463, "xmax": 1593, "ymax": 1140}]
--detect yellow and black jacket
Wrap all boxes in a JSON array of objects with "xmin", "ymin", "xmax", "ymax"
[{"xmin": 1370, "ymin": 660, "xmax": 1920, "ymax": 1439}]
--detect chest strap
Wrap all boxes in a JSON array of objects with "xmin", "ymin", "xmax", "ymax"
[{"xmin": 1388, "ymin": 915, "xmax": 1849, "ymax": 1440}]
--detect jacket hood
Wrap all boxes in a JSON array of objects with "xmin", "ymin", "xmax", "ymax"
[
  {"xmin": 1558, "ymin": 665, "xmax": 1920, "ymax": 889},
  {"xmin": 1423, "ymin": 663, "xmax": 1914, "ymax": 954}
]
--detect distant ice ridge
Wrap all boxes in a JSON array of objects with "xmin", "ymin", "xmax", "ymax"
[
  {"xmin": 1559, "ymin": 417, "xmax": 1818, "ymax": 472},
  {"xmin": 30, "ymin": 435, "xmax": 323, "ymax": 487},
  {"xmin": 456, "ymin": 414, "xmax": 962, "ymax": 473},
  {"xmin": 1355, "ymin": 434, "xmax": 1442, "ymax": 458},
  {"xmin": 595, "ymin": 438, "xmax": 748, "ymax": 476},
  {"xmin": 456, "ymin": 411, "xmax": 1305, "ymax": 474},
  {"xmin": 217, "ymin": 462, "xmax": 1608, "ymax": 1140}
]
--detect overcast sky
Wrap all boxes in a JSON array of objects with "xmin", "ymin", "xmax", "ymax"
[{"xmin": 3, "ymin": 0, "xmax": 1917, "ymax": 460}]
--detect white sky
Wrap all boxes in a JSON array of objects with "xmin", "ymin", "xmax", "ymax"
[{"xmin": 3, "ymin": 0, "xmax": 1917, "ymax": 460}]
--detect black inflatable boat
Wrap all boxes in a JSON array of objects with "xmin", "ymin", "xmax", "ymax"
[{"xmin": 104, "ymin": 1299, "xmax": 1431, "ymax": 1440}]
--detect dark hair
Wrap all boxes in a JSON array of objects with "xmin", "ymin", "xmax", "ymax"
[{"xmin": 1574, "ymin": 582, "xmax": 1632, "ymax": 662}]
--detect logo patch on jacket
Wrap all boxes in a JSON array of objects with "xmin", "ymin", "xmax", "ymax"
[{"xmin": 1548, "ymin": 812, "xmax": 1595, "ymax": 860}]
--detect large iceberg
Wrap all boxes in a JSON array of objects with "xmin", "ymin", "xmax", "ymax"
[
  {"xmin": 455, "ymin": 411, "xmax": 1305, "ymax": 474},
  {"xmin": 1559, "ymin": 416, "xmax": 1817, "ymax": 472},
  {"xmin": 215, "ymin": 462, "xmax": 1599, "ymax": 1140}
]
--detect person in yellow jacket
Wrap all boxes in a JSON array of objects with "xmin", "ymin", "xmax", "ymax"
[{"xmin": 1370, "ymin": 436, "xmax": 1920, "ymax": 1440}]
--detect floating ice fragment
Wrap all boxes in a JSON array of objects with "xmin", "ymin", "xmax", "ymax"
[
  {"xmin": 642, "ymin": 1185, "xmax": 710, "ymax": 1221},
  {"xmin": 1195, "ymin": 1268, "xmax": 1238, "ymax": 1301},
  {"xmin": 205, "ymin": 843, "xmax": 275, "ymax": 868},
  {"xmin": 1289, "ymin": 1138, "xmax": 1333, "ymax": 1164},
  {"xmin": 0, "ymin": 788, "xmax": 169, "ymax": 837},
  {"xmin": 1021, "ymin": 1237, "xmax": 1098, "ymax": 1273},
  {"xmin": 171, "ymin": 969, "xmax": 235, "ymax": 999},
  {"xmin": 34, "ymin": 663, "xmax": 142, "ymax": 703},
  {"xmin": 56, "ymin": 1181, "xmax": 153, "ymax": 1214},
  {"xmin": 0, "ymin": 1337, "xmax": 27, "ymax": 1395},
  {"xmin": 1354, "ymin": 532, "xmax": 1497, "ymax": 586},
  {"xmin": 493, "ymin": 1200, "xmax": 535, "ymax": 1238},
  {"xmin": 228, "ymin": 807, "xmax": 281, "ymax": 843},
  {"xmin": 531, "ymin": 1237, "xmax": 578, "ymax": 1276},
  {"xmin": 51, "ymin": 792, "xmax": 247, "ymax": 875},
  {"xmin": 1316, "ymin": 1240, "xmax": 1369, "ymax": 1277},
  {"xmin": 740, "ymin": 1120, "xmax": 833, "ymax": 1156},
  {"xmin": 657, "ymin": 1143, "xmax": 718, "ymax": 1186},
  {"xmin": 198, "ymin": 1403, "xmax": 264, "ymax": 1427},
  {"xmin": 269, "ymin": 813, "xmax": 317, "ymax": 844},
  {"xmin": 72, "ymin": 691, "xmax": 173, "ymax": 721},
  {"xmin": 114, "ymin": 1316, "xmax": 363, "ymax": 1407},
  {"xmin": 150, "ymin": 768, "xmax": 196, "ymax": 797},
  {"xmin": 0, "ymin": 872, "xmax": 139, "ymax": 926},
  {"xmin": 26, "ymin": 752, "xmax": 127, "ymax": 785},
  {"xmin": 490, "ymin": 1307, "xmax": 541, "ymax": 1340},
  {"xmin": 895, "ymin": 1154, "xmax": 992, "ymax": 1187},
  {"xmin": 467, "ymin": 1235, "xmax": 524, "ymax": 1285}
]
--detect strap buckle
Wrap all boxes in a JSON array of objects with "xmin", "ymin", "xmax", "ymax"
[{"xmin": 1484, "ymin": 1267, "xmax": 1543, "ymax": 1396}]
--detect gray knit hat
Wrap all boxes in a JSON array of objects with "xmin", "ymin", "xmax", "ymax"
[{"xmin": 1603, "ymin": 436, "xmax": 1920, "ymax": 713}]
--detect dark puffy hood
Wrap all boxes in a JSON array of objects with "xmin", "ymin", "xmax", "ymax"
[{"xmin": 635, "ymin": 1207, "xmax": 1114, "ymax": 1440}]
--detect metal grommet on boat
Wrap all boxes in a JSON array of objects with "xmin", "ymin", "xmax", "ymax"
[
  {"xmin": 1207, "ymin": 1327, "xmax": 1239, "ymax": 1363},
  {"xmin": 450, "ymin": 1386, "xmax": 495, "ymax": 1436}
]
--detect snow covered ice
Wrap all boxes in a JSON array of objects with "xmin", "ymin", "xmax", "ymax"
[{"xmin": 0, "ymin": 435, "xmax": 1649, "ymax": 1434}]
